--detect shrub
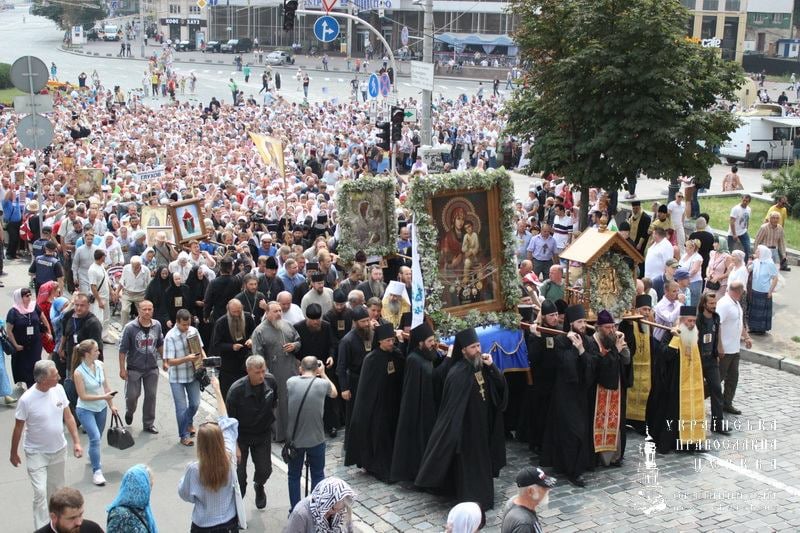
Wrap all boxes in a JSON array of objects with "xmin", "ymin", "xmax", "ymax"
[
  {"xmin": 763, "ymin": 162, "xmax": 800, "ymax": 218},
  {"xmin": 0, "ymin": 63, "xmax": 11, "ymax": 89}
]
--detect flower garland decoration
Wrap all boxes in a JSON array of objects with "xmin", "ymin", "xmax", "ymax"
[
  {"xmin": 407, "ymin": 168, "xmax": 521, "ymax": 336},
  {"xmin": 587, "ymin": 252, "xmax": 637, "ymax": 318},
  {"xmin": 335, "ymin": 176, "xmax": 397, "ymax": 261}
]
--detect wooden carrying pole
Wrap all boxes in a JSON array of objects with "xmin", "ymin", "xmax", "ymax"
[
  {"xmin": 621, "ymin": 314, "xmax": 674, "ymax": 332},
  {"xmin": 519, "ymin": 321, "xmax": 567, "ymax": 336}
]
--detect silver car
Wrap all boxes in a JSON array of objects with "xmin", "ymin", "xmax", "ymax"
[{"xmin": 265, "ymin": 51, "xmax": 295, "ymax": 65}]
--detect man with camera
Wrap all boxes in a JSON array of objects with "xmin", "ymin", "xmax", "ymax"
[
  {"xmin": 285, "ymin": 355, "xmax": 338, "ymax": 512},
  {"xmin": 163, "ymin": 309, "xmax": 207, "ymax": 447}
]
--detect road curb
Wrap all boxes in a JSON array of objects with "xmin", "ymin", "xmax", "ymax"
[
  {"xmin": 741, "ymin": 347, "xmax": 800, "ymax": 375},
  {"xmin": 55, "ymin": 46, "xmax": 494, "ymax": 84}
]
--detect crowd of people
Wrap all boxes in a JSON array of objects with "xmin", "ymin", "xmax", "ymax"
[{"xmin": 0, "ymin": 54, "xmax": 792, "ymax": 532}]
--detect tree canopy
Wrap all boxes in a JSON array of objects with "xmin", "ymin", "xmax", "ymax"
[
  {"xmin": 505, "ymin": 0, "xmax": 743, "ymax": 199},
  {"xmin": 30, "ymin": 0, "xmax": 108, "ymax": 31}
]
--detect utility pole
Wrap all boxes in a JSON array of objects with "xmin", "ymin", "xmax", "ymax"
[
  {"xmin": 420, "ymin": 0, "xmax": 433, "ymax": 146},
  {"xmin": 139, "ymin": 0, "xmax": 145, "ymax": 57}
]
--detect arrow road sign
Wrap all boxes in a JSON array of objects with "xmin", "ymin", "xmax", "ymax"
[
  {"xmin": 368, "ymin": 73, "xmax": 379, "ymax": 98},
  {"xmin": 313, "ymin": 16, "xmax": 339, "ymax": 43},
  {"xmin": 403, "ymin": 108, "xmax": 417, "ymax": 122}
]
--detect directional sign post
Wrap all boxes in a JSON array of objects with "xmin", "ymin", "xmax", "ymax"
[
  {"xmin": 368, "ymin": 73, "xmax": 379, "ymax": 99},
  {"xmin": 313, "ymin": 16, "xmax": 340, "ymax": 43},
  {"xmin": 402, "ymin": 108, "xmax": 417, "ymax": 122}
]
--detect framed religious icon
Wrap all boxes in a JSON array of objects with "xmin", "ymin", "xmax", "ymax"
[
  {"xmin": 335, "ymin": 176, "xmax": 396, "ymax": 260},
  {"xmin": 75, "ymin": 168, "xmax": 104, "ymax": 201},
  {"xmin": 168, "ymin": 198, "xmax": 206, "ymax": 244},
  {"xmin": 146, "ymin": 226, "xmax": 174, "ymax": 247},
  {"xmin": 141, "ymin": 206, "xmax": 168, "ymax": 229}
]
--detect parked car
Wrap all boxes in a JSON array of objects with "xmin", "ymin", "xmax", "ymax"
[
  {"xmin": 220, "ymin": 38, "xmax": 253, "ymax": 53},
  {"xmin": 176, "ymin": 40, "xmax": 196, "ymax": 51},
  {"xmin": 265, "ymin": 50, "xmax": 295, "ymax": 65},
  {"xmin": 86, "ymin": 28, "xmax": 101, "ymax": 41},
  {"xmin": 205, "ymin": 40, "xmax": 222, "ymax": 52}
]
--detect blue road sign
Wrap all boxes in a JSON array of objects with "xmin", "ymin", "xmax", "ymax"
[
  {"xmin": 368, "ymin": 73, "xmax": 379, "ymax": 99},
  {"xmin": 313, "ymin": 16, "xmax": 340, "ymax": 43},
  {"xmin": 379, "ymin": 72, "xmax": 390, "ymax": 97},
  {"xmin": 208, "ymin": 0, "xmax": 219, "ymax": 6}
]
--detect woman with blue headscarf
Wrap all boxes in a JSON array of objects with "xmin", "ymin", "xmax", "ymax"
[
  {"xmin": 0, "ymin": 317, "xmax": 15, "ymax": 405},
  {"xmin": 50, "ymin": 296, "xmax": 71, "ymax": 350},
  {"xmin": 107, "ymin": 464, "xmax": 158, "ymax": 533}
]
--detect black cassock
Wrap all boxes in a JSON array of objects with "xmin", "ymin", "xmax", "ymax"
[
  {"xmin": 518, "ymin": 332, "xmax": 559, "ymax": 450},
  {"xmin": 646, "ymin": 333, "xmax": 686, "ymax": 454},
  {"xmin": 344, "ymin": 347, "xmax": 405, "ymax": 481},
  {"xmin": 539, "ymin": 335, "xmax": 595, "ymax": 479},
  {"xmin": 390, "ymin": 349, "xmax": 438, "ymax": 483},
  {"xmin": 415, "ymin": 359, "xmax": 507, "ymax": 510},
  {"xmin": 211, "ymin": 314, "xmax": 256, "ymax": 400}
]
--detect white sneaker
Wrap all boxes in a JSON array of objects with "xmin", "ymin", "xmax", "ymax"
[{"xmin": 93, "ymin": 470, "xmax": 106, "ymax": 486}]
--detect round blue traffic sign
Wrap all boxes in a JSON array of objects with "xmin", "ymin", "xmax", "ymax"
[
  {"xmin": 368, "ymin": 73, "xmax": 379, "ymax": 98},
  {"xmin": 313, "ymin": 16, "xmax": 340, "ymax": 43},
  {"xmin": 379, "ymin": 72, "xmax": 390, "ymax": 97}
]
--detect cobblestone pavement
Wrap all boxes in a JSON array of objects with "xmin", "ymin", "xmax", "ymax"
[{"xmin": 313, "ymin": 360, "xmax": 800, "ymax": 532}]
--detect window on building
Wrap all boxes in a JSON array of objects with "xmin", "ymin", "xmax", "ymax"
[
  {"xmin": 724, "ymin": 0, "xmax": 740, "ymax": 11},
  {"xmin": 703, "ymin": 0, "xmax": 719, "ymax": 10},
  {"xmin": 687, "ymin": 15, "xmax": 696, "ymax": 38},
  {"xmin": 701, "ymin": 15, "xmax": 717, "ymax": 39},
  {"xmin": 773, "ymin": 13, "xmax": 784, "ymax": 24},
  {"xmin": 754, "ymin": 13, "xmax": 765, "ymax": 23},
  {"xmin": 681, "ymin": 0, "xmax": 695, "ymax": 8},
  {"xmin": 189, "ymin": 5, "xmax": 200, "ymax": 14},
  {"xmin": 169, "ymin": 4, "xmax": 180, "ymax": 14}
]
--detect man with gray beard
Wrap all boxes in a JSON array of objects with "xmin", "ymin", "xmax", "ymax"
[
  {"xmin": 646, "ymin": 306, "xmax": 707, "ymax": 454},
  {"xmin": 356, "ymin": 265, "xmax": 386, "ymax": 301},
  {"xmin": 381, "ymin": 280, "xmax": 410, "ymax": 329},
  {"xmin": 212, "ymin": 299, "xmax": 256, "ymax": 399},
  {"xmin": 251, "ymin": 301, "xmax": 301, "ymax": 443}
]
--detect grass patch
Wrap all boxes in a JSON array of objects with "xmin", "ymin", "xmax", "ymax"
[
  {"xmin": 0, "ymin": 87, "xmax": 24, "ymax": 106},
  {"xmin": 792, "ymin": 336, "xmax": 800, "ymax": 343},
  {"xmin": 621, "ymin": 195, "xmax": 800, "ymax": 250}
]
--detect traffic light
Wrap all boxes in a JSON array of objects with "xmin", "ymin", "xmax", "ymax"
[
  {"xmin": 390, "ymin": 106, "xmax": 404, "ymax": 142},
  {"xmin": 283, "ymin": 0, "xmax": 298, "ymax": 31},
  {"xmin": 376, "ymin": 121, "xmax": 391, "ymax": 151}
]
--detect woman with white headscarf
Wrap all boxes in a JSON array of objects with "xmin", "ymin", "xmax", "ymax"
[
  {"xmin": 100, "ymin": 232, "xmax": 124, "ymax": 266},
  {"xmin": 747, "ymin": 245, "xmax": 779, "ymax": 335},
  {"xmin": 169, "ymin": 251, "xmax": 193, "ymax": 281},
  {"xmin": 445, "ymin": 502, "xmax": 484, "ymax": 533},
  {"xmin": 284, "ymin": 477, "xmax": 355, "ymax": 533}
]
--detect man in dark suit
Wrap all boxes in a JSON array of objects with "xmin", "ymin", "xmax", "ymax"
[{"xmin": 627, "ymin": 201, "xmax": 651, "ymax": 276}]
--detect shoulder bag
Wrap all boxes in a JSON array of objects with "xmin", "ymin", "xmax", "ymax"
[
  {"xmin": 0, "ymin": 327, "xmax": 16, "ymax": 356},
  {"xmin": 107, "ymin": 412, "xmax": 135, "ymax": 450},
  {"xmin": 281, "ymin": 377, "xmax": 317, "ymax": 464},
  {"xmin": 87, "ymin": 273, "xmax": 106, "ymax": 304}
]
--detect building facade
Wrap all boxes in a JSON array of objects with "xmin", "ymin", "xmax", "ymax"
[
  {"xmin": 744, "ymin": 0, "xmax": 794, "ymax": 55},
  {"xmin": 683, "ymin": 0, "xmax": 748, "ymax": 62}
]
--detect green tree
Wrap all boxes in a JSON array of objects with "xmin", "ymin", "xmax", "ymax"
[
  {"xmin": 764, "ymin": 163, "xmax": 800, "ymax": 218},
  {"xmin": 30, "ymin": 0, "xmax": 107, "ymax": 32},
  {"xmin": 505, "ymin": 0, "xmax": 743, "ymax": 223}
]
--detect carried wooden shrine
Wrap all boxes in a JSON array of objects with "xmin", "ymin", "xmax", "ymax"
[{"xmin": 559, "ymin": 224, "xmax": 644, "ymax": 320}]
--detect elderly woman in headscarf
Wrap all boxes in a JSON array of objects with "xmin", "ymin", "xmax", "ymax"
[
  {"xmin": 164, "ymin": 271, "xmax": 192, "ymax": 330},
  {"xmin": 168, "ymin": 251, "xmax": 193, "ymax": 281},
  {"xmin": 748, "ymin": 244, "xmax": 779, "ymax": 335},
  {"xmin": 36, "ymin": 280, "xmax": 60, "ymax": 354},
  {"xmin": 141, "ymin": 247, "xmax": 158, "ymax": 273},
  {"xmin": 5, "ymin": 288, "xmax": 51, "ymax": 387},
  {"xmin": 107, "ymin": 464, "xmax": 158, "ymax": 533},
  {"xmin": 445, "ymin": 502, "xmax": 484, "ymax": 533},
  {"xmin": 284, "ymin": 477, "xmax": 356, "ymax": 533},
  {"xmin": 50, "ymin": 295, "xmax": 71, "ymax": 353},
  {"xmin": 100, "ymin": 231, "xmax": 124, "ymax": 266},
  {"xmin": 145, "ymin": 266, "xmax": 172, "ymax": 328}
]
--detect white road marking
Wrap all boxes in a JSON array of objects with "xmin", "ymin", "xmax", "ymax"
[{"xmin": 699, "ymin": 453, "xmax": 800, "ymax": 498}]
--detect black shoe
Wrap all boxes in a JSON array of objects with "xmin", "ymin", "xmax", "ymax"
[
  {"xmin": 568, "ymin": 475, "xmax": 586, "ymax": 488},
  {"xmin": 254, "ymin": 484, "xmax": 267, "ymax": 510},
  {"xmin": 125, "ymin": 411, "xmax": 133, "ymax": 425},
  {"xmin": 328, "ymin": 428, "xmax": 338, "ymax": 438},
  {"xmin": 143, "ymin": 426, "xmax": 159, "ymax": 434},
  {"xmin": 723, "ymin": 405, "xmax": 742, "ymax": 415},
  {"xmin": 781, "ymin": 266, "xmax": 792, "ymax": 272},
  {"xmin": 712, "ymin": 428, "xmax": 731, "ymax": 436},
  {"xmin": 609, "ymin": 460, "xmax": 623, "ymax": 468}
]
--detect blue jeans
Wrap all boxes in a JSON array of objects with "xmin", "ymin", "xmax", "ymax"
[
  {"xmin": 689, "ymin": 280, "xmax": 703, "ymax": 308},
  {"xmin": 727, "ymin": 232, "xmax": 751, "ymax": 259},
  {"xmin": 169, "ymin": 380, "xmax": 201, "ymax": 440},
  {"xmin": 76, "ymin": 407, "xmax": 107, "ymax": 472},
  {"xmin": 288, "ymin": 442, "xmax": 326, "ymax": 512}
]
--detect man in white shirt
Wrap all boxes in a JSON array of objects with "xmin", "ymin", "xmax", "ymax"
[
  {"xmin": 88, "ymin": 249, "xmax": 114, "ymax": 344},
  {"xmin": 71, "ymin": 228, "xmax": 98, "ymax": 294},
  {"xmin": 410, "ymin": 156, "xmax": 428, "ymax": 177},
  {"xmin": 551, "ymin": 204, "xmax": 574, "ymax": 253},
  {"xmin": 117, "ymin": 255, "xmax": 151, "ymax": 325},
  {"xmin": 644, "ymin": 227, "xmax": 673, "ymax": 280},
  {"xmin": 667, "ymin": 192, "xmax": 686, "ymax": 253},
  {"xmin": 728, "ymin": 195, "xmax": 752, "ymax": 260},
  {"xmin": 716, "ymin": 281, "xmax": 752, "ymax": 415},
  {"xmin": 10, "ymin": 360, "xmax": 83, "ymax": 530},
  {"xmin": 653, "ymin": 280, "xmax": 684, "ymax": 341}
]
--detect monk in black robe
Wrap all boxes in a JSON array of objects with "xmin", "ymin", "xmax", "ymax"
[
  {"xmin": 212, "ymin": 299, "xmax": 256, "ymax": 399},
  {"xmin": 521, "ymin": 299, "xmax": 561, "ymax": 453},
  {"xmin": 539, "ymin": 305, "xmax": 595, "ymax": 488},
  {"xmin": 415, "ymin": 327, "xmax": 507, "ymax": 510},
  {"xmin": 336, "ymin": 306, "xmax": 373, "ymax": 449},
  {"xmin": 391, "ymin": 322, "xmax": 441, "ymax": 483},
  {"xmin": 344, "ymin": 323, "xmax": 405, "ymax": 481},
  {"xmin": 646, "ymin": 307, "xmax": 707, "ymax": 454}
]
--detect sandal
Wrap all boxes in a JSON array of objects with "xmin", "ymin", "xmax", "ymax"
[
  {"xmin": 188, "ymin": 426, "xmax": 196, "ymax": 437},
  {"xmin": 180, "ymin": 438, "xmax": 194, "ymax": 447}
]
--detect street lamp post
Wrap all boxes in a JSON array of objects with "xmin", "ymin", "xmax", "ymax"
[
  {"xmin": 139, "ymin": 0, "xmax": 145, "ymax": 57},
  {"xmin": 420, "ymin": 0, "xmax": 433, "ymax": 146}
]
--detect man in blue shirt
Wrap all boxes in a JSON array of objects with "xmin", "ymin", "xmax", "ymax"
[
  {"xmin": 279, "ymin": 257, "xmax": 306, "ymax": 295},
  {"xmin": 526, "ymin": 224, "xmax": 558, "ymax": 280},
  {"xmin": 3, "ymin": 188, "xmax": 23, "ymax": 260}
]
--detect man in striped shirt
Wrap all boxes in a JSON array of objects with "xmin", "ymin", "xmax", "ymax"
[
  {"xmin": 754, "ymin": 212, "xmax": 790, "ymax": 271},
  {"xmin": 164, "ymin": 309, "xmax": 206, "ymax": 446},
  {"xmin": 551, "ymin": 205, "xmax": 574, "ymax": 254}
]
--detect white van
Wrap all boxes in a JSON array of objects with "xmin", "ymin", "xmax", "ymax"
[
  {"xmin": 720, "ymin": 104, "xmax": 800, "ymax": 166},
  {"xmin": 102, "ymin": 24, "xmax": 120, "ymax": 41}
]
